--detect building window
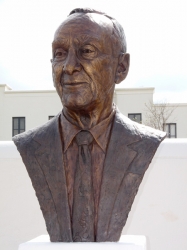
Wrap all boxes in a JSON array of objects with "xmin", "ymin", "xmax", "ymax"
[
  {"xmin": 12, "ymin": 117, "xmax": 25, "ymax": 136},
  {"xmin": 49, "ymin": 116, "xmax": 54, "ymax": 120},
  {"xmin": 128, "ymin": 113, "xmax": 142, "ymax": 124},
  {"xmin": 164, "ymin": 123, "xmax": 177, "ymax": 138}
]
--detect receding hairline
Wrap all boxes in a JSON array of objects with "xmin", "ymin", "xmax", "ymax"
[
  {"xmin": 56, "ymin": 12, "xmax": 113, "ymax": 33},
  {"xmin": 67, "ymin": 8, "xmax": 127, "ymax": 53}
]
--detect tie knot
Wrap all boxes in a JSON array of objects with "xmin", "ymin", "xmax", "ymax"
[{"xmin": 76, "ymin": 130, "xmax": 93, "ymax": 146}]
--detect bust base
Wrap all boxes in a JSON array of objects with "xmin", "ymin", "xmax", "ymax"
[{"xmin": 18, "ymin": 235, "xmax": 146, "ymax": 250}]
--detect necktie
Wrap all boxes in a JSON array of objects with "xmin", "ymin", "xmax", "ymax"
[{"xmin": 72, "ymin": 130, "xmax": 95, "ymax": 242}]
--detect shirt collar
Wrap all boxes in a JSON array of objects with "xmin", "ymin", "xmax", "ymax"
[{"xmin": 61, "ymin": 107, "xmax": 116, "ymax": 153}]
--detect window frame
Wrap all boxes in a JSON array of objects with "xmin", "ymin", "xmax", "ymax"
[
  {"xmin": 12, "ymin": 117, "xmax": 26, "ymax": 136},
  {"xmin": 164, "ymin": 123, "xmax": 177, "ymax": 138},
  {"xmin": 128, "ymin": 113, "xmax": 142, "ymax": 124}
]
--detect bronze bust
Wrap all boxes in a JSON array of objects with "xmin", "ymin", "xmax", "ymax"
[{"xmin": 13, "ymin": 8, "xmax": 166, "ymax": 242}]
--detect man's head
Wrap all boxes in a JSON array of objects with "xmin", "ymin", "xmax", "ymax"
[{"xmin": 51, "ymin": 8, "xmax": 130, "ymax": 112}]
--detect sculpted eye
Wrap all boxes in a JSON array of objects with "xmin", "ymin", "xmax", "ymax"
[
  {"xmin": 54, "ymin": 48, "xmax": 67, "ymax": 60},
  {"xmin": 79, "ymin": 45, "xmax": 97, "ymax": 59},
  {"xmin": 82, "ymin": 49, "xmax": 93, "ymax": 53},
  {"xmin": 55, "ymin": 51, "xmax": 63, "ymax": 56}
]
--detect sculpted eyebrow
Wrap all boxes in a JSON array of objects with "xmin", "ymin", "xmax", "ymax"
[
  {"xmin": 77, "ymin": 34, "xmax": 100, "ymax": 42},
  {"xmin": 75, "ymin": 35, "xmax": 102, "ymax": 49}
]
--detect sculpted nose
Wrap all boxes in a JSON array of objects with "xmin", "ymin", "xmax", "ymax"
[{"xmin": 63, "ymin": 50, "xmax": 82, "ymax": 75}]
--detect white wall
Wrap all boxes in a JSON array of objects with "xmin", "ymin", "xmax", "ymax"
[
  {"xmin": 1, "ymin": 89, "xmax": 62, "ymax": 140},
  {"xmin": 0, "ymin": 141, "xmax": 47, "ymax": 250},
  {"xmin": 0, "ymin": 140, "xmax": 187, "ymax": 250},
  {"xmin": 0, "ymin": 85, "xmax": 12, "ymax": 140},
  {"xmin": 166, "ymin": 104, "xmax": 187, "ymax": 138},
  {"xmin": 115, "ymin": 88, "xmax": 154, "ymax": 122}
]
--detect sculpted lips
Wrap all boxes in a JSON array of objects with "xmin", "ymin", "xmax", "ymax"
[
  {"xmin": 63, "ymin": 82, "xmax": 88, "ymax": 86},
  {"xmin": 63, "ymin": 75, "xmax": 90, "ymax": 87},
  {"xmin": 62, "ymin": 74, "xmax": 90, "ymax": 87}
]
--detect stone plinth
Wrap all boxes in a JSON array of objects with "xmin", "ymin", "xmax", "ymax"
[{"xmin": 18, "ymin": 235, "xmax": 146, "ymax": 250}]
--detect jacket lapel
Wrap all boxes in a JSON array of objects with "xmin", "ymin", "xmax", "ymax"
[
  {"xmin": 97, "ymin": 111, "xmax": 141, "ymax": 241},
  {"xmin": 33, "ymin": 115, "xmax": 72, "ymax": 241}
]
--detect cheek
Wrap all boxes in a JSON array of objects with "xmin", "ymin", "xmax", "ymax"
[
  {"xmin": 82, "ymin": 56, "xmax": 108, "ymax": 73},
  {"xmin": 100, "ymin": 59, "xmax": 118, "ymax": 86},
  {"xmin": 83, "ymin": 57, "xmax": 115, "ymax": 85},
  {"xmin": 52, "ymin": 62, "xmax": 63, "ymax": 83},
  {"xmin": 52, "ymin": 62, "xmax": 63, "ymax": 98}
]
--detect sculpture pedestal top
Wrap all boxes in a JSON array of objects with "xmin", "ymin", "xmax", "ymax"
[{"xmin": 18, "ymin": 235, "xmax": 146, "ymax": 250}]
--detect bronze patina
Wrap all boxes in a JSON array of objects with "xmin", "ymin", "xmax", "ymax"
[{"xmin": 13, "ymin": 8, "xmax": 166, "ymax": 242}]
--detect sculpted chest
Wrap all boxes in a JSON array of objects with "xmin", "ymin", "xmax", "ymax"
[{"xmin": 13, "ymin": 112, "xmax": 166, "ymax": 242}]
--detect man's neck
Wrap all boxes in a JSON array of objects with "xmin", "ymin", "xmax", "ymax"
[{"xmin": 63, "ymin": 103, "xmax": 114, "ymax": 130}]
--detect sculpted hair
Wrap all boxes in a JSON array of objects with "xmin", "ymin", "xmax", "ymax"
[{"xmin": 69, "ymin": 8, "xmax": 127, "ymax": 54}]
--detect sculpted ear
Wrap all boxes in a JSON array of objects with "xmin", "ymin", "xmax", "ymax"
[{"xmin": 115, "ymin": 53, "xmax": 130, "ymax": 84}]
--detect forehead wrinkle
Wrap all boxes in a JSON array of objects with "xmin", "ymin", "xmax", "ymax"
[
  {"xmin": 73, "ymin": 34, "xmax": 104, "ymax": 50},
  {"xmin": 75, "ymin": 34, "xmax": 100, "ymax": 43},
  {"xmin": 52, "ymin": 38, "xmax": 69, "ymax": 49},
  {"xmin": 53, "ymin": 14, "xmax": 115, "ymax": 54},
  {"xmin": 59, "ymin": 13, "xmax": 113, "ymax": 39}
]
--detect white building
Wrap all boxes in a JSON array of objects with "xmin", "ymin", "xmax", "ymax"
[{"xmin": 0, "ymin": 84, "xmax": 187, "ymax": 140}]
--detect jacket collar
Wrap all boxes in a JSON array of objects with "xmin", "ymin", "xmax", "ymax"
[
  {"xmin": 60, "ymin": 108, "xmax": 116, "ymax": 153},
  {"xmin": 32, "ymin": 110, "xmax": 142, "ymax": 241}
]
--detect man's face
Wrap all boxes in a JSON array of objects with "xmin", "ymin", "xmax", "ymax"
[{"xmin": 52, "ymin": 13, "xmax": 119, "ymax": 111}]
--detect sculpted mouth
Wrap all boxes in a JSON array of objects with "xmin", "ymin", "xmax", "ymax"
[{"xmin": 63, "ymin": 82, "xmax": 88, "ymax": 86}]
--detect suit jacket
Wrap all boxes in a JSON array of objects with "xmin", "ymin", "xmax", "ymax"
[{"xmin": 13, "ymin": 110, "xmax": 166, "ymax": 242}]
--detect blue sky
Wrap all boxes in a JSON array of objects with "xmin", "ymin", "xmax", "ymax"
[{"xmin": 0, "ymin": 0, "xmax": 187, "ymax": 103}]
